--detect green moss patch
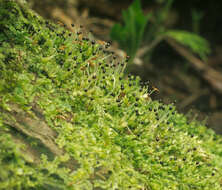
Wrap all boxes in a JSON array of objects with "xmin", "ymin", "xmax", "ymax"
[{"xmin": 0, "ymin": 0, "xmax": 222, "ymax": 189}]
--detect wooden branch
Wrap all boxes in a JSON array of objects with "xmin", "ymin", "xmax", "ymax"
[
  {"xmin": 2, "ymin": 104, "xmax": 63, "ymax": 156},
  {"xmin": 166, "ymin": 37, "xmax": 222, "ymax": 94},
  {"xmin": 136, "ymin": 36, "xmax": 164, "ymax": 58},
  {"xmin": 79, "ymin": 0, "xmax": 126, "ymax": 20},
  {"xmin": 1, "ymin": 103, "xmax": 78, "ymax": 169}
]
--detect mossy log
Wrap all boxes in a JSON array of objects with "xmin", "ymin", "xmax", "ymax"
[{"xmin": 0, "ymin": 1, "xmax": 222, "ymax": 189}]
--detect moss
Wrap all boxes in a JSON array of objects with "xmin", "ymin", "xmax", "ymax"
[{"xmin": 0, "ymin": 0, "xmax": 222, "ymax": 189}]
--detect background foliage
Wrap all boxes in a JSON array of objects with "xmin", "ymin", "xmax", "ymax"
[{"xmin": 110, "ymin": 0, "xmax": 210, "ymax": 63}]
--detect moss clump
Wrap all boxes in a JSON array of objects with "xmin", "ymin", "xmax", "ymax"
[{"xmin": 0, "ymin": 0, "xmax": 222, "ymax": 189}]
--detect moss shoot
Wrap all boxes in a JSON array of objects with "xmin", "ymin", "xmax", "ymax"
[{"xmin": 0, "ymin": 0, "xmax": 222, "ymax": 189}]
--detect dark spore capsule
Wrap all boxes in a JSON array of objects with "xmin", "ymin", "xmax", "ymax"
[
  {"xmin": 38, "ymin": 37, "xmax": 46, "ymax": 45},
  {"xmin": 107, "ymin": 41, "xmax": 112, "ymax": 45},
  {"xmin": 59, "ymin": 61, "xmax": 64, "ymax": 66},
  {"xmin": 77, "ymin": 31, "xmax": 82, "ymax": 35},
  {"xmin": 91, "ymin": 40, "xmax": 95, "ymax": 45},
  {"xmin": 40, "ymin": 70, "xmax": 49, "ymax": 77}
]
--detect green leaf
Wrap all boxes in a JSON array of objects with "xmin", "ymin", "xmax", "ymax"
[
  {"xmin": 165, "ymin": 30, "xmax": 211, "ymax": 60},
  {"xmin": 110, "ymin": 0, "xmax": 150, "ymax": 60}
]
